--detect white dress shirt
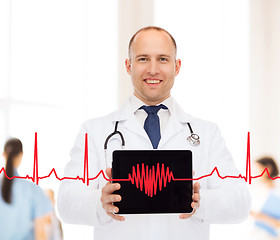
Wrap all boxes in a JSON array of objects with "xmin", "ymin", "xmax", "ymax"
[{"xmin": 129, "ymin": 94, "xmax": 172, "ymax": 136}]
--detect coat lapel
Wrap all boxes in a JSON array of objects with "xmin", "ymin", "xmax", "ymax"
[
  {"xmin": 158, "ymin": 99, "xmax": 194, "ymax": 148},
  {"xmin": 158, "ymin": 114, "xmax": 184, "ymax": 148},
  {"xmin": 111, "ymin": 97, "xmax": 194, "ymax": 149},
  {"xmin": 112, "ymin": 98, "xmax": 148, "ymax": 141}
]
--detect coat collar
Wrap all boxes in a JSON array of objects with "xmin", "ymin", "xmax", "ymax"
[
  {"xmin": 112, "ymin": 96, "xmax": 194, "ymax": 124},
  {"xmin": 111, "ymin": 96, "xmax": 195, "ymax": 148},
  {"xmin": 111, "ymin": 96, "xmax": 146, "ymax": 139},
  {"xmin": 159, "ymin": 98, "xmax": 194, "ymax": 148}
]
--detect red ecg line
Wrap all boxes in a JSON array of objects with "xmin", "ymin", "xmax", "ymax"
[{"xmin": 1, "ymin": 132, "xmax": 280, "ymax": 191}]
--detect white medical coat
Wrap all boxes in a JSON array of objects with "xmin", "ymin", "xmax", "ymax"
[{"xmin": 58, "ymin": 97, "xmax": 251, "ymax": 240}]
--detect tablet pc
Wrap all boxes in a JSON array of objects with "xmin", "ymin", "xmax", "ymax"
[{"xmin": 112, "ymin": 150, "xmax": 193, "ymax": 214}]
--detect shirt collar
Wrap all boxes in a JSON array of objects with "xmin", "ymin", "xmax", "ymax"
[
  {"xmin": 129, "ymin": 94, "xmax": 173, "ymax": 114},
  {"xmin": 112, "ymin": 95, "xmax": 194, "ymax": 123}
]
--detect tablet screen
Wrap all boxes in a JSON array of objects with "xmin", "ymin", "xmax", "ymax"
[{"xmin": 112, "ymin": 150, "xmax": 193, "ymax": 214}]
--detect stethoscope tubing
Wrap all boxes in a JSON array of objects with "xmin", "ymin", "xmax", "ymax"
[
  {"xmin": 104, "ymin": 121, "xmax": 125, "ymax": 150},
  {"xmin": 103, "ymin": 121, "xmax": 200, "ymax": 168},
  {"xmin": 104, "ymin": 121, "xmax": 200, "ymax": 151}
]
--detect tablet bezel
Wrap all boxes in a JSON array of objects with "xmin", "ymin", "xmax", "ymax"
[{"xmin": 112, "ymin": 150, "xmax": 193, "ymax": 215}]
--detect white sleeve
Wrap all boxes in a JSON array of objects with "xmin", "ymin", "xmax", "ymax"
[
  {"xmin": 57, "ymin": 122, "xmax": 112, "ymax": 227},
  {"xmin": 191, "ymin": 124, "xmax": 251, "ymax": 224}
]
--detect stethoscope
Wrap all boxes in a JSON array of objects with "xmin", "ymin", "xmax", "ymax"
[{"xmin": 104, "ymin": 121, "xmax": 200, "ymax": 167}]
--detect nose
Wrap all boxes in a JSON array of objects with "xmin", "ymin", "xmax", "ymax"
[{"xmin": 147, "ymin": 60, "xmax": 160, "ymax": 76}]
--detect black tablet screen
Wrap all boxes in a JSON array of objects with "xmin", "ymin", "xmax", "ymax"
[{"xmin": 112, "ymin": 150, "xmax": 193, "ymax": 214}]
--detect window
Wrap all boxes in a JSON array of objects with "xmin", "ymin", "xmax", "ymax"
[{"xmin": 0, "ymin": 0, "xmax": 118, "ymax": 239}]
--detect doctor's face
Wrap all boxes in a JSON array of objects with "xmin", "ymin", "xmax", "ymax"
[{"xmin": 125, "ymin": 30, "xmax": 181, "ymax": 105}]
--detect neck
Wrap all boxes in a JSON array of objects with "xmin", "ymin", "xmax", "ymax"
[
  {"xmin": 262, "ymin": 178, "xmax": 274, "ymax": 188},
  {"xmin": 134, "ymin": 94, "xmax": 170, "ymax": 106}
]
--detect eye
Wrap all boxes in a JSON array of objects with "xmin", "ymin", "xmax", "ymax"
[
  {"xmin": 138, "ymin": 57, "xmax": 148, "ymax": 62},
  {"xmin": 159, "ymin": 57, "xmax": 168, "ymax": 62}
]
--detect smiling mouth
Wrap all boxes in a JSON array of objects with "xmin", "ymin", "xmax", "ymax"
[{"xmin": 144, "ymin": 79, "xmax": 162, "ymax": 84}]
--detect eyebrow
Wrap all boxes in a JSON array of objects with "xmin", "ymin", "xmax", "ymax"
[
  {"xmin": 158, "ymin": 54, "xmax": 171, "ymax": 58},
  {"xmin": 135, "ymin": 54, "xmax": 172, "ymax": 58},
  {"xmin": 135, "ymin": 54, "xmax": 148, "ymax": 58}
]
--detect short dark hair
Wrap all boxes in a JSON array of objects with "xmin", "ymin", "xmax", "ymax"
[
  {"xmin": 256, "ymin": 156, "xmax": 279, "ymax": 178},
  {"xmin": 128, "ymin": 26, "xmax": 177, "ymax": 58}
]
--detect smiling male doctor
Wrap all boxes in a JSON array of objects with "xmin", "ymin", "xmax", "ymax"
[{"xmin": 58, "ymin": 26, "xmax": 251, "ymax": 240}]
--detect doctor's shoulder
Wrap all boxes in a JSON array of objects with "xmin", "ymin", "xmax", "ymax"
[
  {"xmin": 174, "ymin": 99, "xmax": 222, "ymax": 140},
  {"xmin": 79, "ymin": 111, "xmax": 116, "ymax": 136},
  {"xmin": 185, "ymin": 112, "xmax": 223, "ymax": 139},
  {"xmin": 179, "ymin": 109, "xmax": 229, "ymax": 152}
]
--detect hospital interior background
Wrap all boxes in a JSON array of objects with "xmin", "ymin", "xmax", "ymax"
[{"xmin": 0, "ymin": 0, "xmax": 279, "ymax": 239}]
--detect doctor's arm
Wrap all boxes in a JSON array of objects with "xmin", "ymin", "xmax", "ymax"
[
  {"xmin": 57, "ymin": 123, "xmax": 113, "ymax": 227},
  {"xmin": 101, "ymin": 168, "xmax": 125, "ymax": 221},
  {"xmin": 192, "ymin": 125, "xmax": 251, "ymax": 224}
]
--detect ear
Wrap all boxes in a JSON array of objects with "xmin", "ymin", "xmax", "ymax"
[
  {"xmin": 175, "ymin": 59, "xmax": 181, "ymax": 76},
  {"xmin": 125, "ymin": 59, "xmax": 131, "ymax": 75}
]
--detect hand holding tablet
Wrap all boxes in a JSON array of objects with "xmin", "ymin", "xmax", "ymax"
[
  {"xmin": 101, "ymin": 149, "xmax": 201, "ymax": 221},
  {"xmin": 105, "ymin": 150, "xmax": 198, "ymax": 217},
  {"xmin": 100, "ymin": 168, "xmax": 125, "ymax": 221}
]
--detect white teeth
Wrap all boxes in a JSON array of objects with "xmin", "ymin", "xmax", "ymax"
[{"xmin": 145, "ymin": 79, "xmax": 161, "ymax": 84}]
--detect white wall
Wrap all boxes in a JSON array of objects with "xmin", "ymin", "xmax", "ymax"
[
  {"xmin": 250, "ymin": 0, "xmax": 280, "ymax": 161},
  {"xmin": 0, "ymin": 0, "xmax": 118, "ymax": 239}
]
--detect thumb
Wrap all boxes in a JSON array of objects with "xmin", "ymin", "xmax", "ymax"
[{"xmin": 106, "ymin": 167, "xmax": 112, "ymax": 179}]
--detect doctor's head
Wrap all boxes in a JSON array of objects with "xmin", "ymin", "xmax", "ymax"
[{"xmin": 125, "ymin": 26, "xmax": 181, "ymax": 106}]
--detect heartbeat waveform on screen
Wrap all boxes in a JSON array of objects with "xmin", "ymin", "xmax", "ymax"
[
  {"xmin": 128, "ymin": 163, "xmax": 174, "ymax": 197},
  {"xmin": 1, "ymin": 132, "xmax": 280, "ymax": 190}
]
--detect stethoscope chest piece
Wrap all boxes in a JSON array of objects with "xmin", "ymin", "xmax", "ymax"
[
  {"xmin": 186, "ymin": 122, "xmax": 200, "ymax": 146},
  {"xmin": 187, "ymin": 133, "xmax": 200, "ymax": 146}
]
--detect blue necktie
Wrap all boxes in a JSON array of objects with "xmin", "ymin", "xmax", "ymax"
[{"xmin": 140, "ymin": 104, "xmax": 168, "ymax": 149}]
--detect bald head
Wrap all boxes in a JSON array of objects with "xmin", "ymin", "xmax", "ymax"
[{"xmin": 128, "ymin": 26, "xmax": 177, "ymax": 59}]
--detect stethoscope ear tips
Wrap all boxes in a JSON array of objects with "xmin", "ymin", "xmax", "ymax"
[{"xmin": 187, "ymin": 133, "xmax": 200, "ymax": 146}]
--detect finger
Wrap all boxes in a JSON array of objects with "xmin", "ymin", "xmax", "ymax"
[
  {"xmin": 102, "ymin": 193, "xmax": 122, "ymax": 205},
  {"xmin": 106, "ymin": 167, "xmax": 112, "ymax": 179},
  {"xmin": 109, "ymin": 194, "xmax": 122, "ymax": 203},
  {"xmin": 179, "ymin": 213, "xmax": 192, "ymax": 219},
  {"xmin": 193, "ymin": 182, "xmax": 200, "ymax": 193},
  {"xmin": 103, "ymin": 202, "xmax": 119, "ymax": 214},
  {"xmin": 192, "ymin": 192, "xmax": 200, "ymax": 202},
  {"xmin": 103, "ymin": 201, "xmax": 121, "ymax": 213},
  {"xmin": 107, "ymin": 212, "xmax": 125, "ymax": 221},
  {"xmin": 191, "ymin": 201, "xmax": 200, "ymax": 210},
  {"xmin": 102, "ymin": 182, "xmax": 121, "ymax": 195}
]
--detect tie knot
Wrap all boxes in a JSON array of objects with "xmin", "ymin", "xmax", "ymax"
[{"xmin": 140, "ymin": 104, "xmax": 168, "ymax": 115}]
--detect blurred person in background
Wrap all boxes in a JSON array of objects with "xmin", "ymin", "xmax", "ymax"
[
  {"xmin": 44, "ymin": 188, "xmax": 63, "ymax": 240},
  {"xmin": 0, "ymin": 138, "xmax": 52, "ymax": 240},
  {"xmin": 250, "ymin": 157, "xmax": 280, "ymax": 239}
]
